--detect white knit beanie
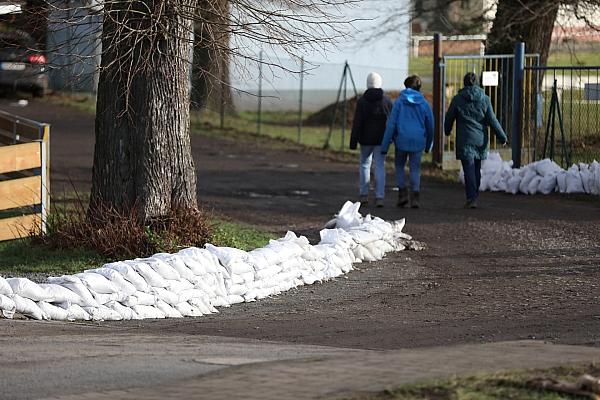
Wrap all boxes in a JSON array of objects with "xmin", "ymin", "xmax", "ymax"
[{"xmin": 366, "ymin": 72, "xmax": 382, "ymax": 89}]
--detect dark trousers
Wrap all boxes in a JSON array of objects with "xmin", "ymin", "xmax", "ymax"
[{"xmin": 461, "ymin": 159, "xmax": 481, "ymax": 202}]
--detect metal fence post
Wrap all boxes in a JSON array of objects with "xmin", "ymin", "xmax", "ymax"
[
  {"xmin": 298, "ymin": 57, "xmax": 304, "ymax": 144},
  {"xmin": 257, "ymin": 50, "xmax": 263, "ymax": 135},
  {"xmin": 341, "ymin": 61, "xmax": 348, "ymax": 151},
  {"xmin": 511, "ymin": 42, "xmax": 525, "ymax": 168},
  {"xmin": 432, "ymin": 33, "xmax": 443, "ymax": 166}
]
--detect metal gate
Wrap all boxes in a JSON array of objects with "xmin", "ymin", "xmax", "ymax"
[{"xmin": 437, "ymin": 53, "xmax": 539, "ymax": 169}]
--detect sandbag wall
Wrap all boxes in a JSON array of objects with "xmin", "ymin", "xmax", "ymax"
[
  {"xmin": 460, "ymin": 152, "xmax": 600, "ymax": 195},
  {"xmin": 0, "ymin": 202, "xmax": 411, "ymax": 321}
]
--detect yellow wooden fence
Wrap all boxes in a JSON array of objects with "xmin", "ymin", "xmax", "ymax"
[{"xmin": 0, "ymin": 110, "xmax": 49, "ymax": 241}]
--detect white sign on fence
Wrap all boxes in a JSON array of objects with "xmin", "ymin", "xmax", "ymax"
[{"xmin": 482, "ymin": 71, "xmax": 499, "ymax": 87}]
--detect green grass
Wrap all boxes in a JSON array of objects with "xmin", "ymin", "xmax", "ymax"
[
  {"xmin": 344, "ymin": 363, "xmax": 600, "ymax": 400},
  {"xmin": 210, "ymin": 219, "xmax": 277, "ymax": 251},
  {"xmin": 0, "ymin": 239, "xmax": 106, "ymax": 276},
  {"xmin": 0, "ymin": 216, "xmax": 276, "ymax": 275},
  {"xmin": 41, "ymin": 92, "xmax": 97, "ymax": 114},
  {"xmin": 548, "ymin": 51, "xmax": 600, "ymax": 67}
]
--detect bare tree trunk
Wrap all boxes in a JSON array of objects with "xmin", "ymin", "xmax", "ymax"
[
  {"xmin": 191, "ymin": 0, "xmax": 233, "ymax": 111},
  {"xmin": 90, "ymin": 0, "xmax": 198, "ymax": 222},
  {"xmin": 486, "ymin": 0, "xmax": 559, "ymax": 66}
]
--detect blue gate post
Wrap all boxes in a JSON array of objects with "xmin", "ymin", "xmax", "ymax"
[{"xmin": 511, "ymin": 42, "xmax": 525, "ymax": 168}]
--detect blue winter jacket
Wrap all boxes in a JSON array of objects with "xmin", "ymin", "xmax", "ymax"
[{"xmin": 380, "ymin": 88, "xmax": 434, "ymax": 154}]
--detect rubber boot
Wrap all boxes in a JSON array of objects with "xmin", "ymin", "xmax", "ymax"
[
  {"xmin": 410, "ymin": 191, "xmax": 420, "ymax": 209},
  {"xmin": 397, "ymin": 187, "xmax": 409, "ymax": 208}
]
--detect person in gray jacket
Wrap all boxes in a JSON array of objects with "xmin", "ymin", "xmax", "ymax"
[{"xmin": 444, "ymin": 72, "xmax": 508, "ymax": 208}]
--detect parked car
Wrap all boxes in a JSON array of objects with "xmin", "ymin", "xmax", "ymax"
[{"xmin": 0, "ymin": 29, "xmax": 49, "ymax": 97}]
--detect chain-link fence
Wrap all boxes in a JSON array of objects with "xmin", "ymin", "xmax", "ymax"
[
  {"xmin": 525, "ymin": 66, "xmax": 600, "ymax": 167},
  {"xmin": 201, "ymin": 54, "xmax": 409, "ymax": 152}
]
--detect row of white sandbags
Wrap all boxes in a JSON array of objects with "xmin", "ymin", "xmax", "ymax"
[
  {"xmin": 0, "ymin": 202, "xmax": 411, "ymax": 321},
  {"xmin": 460, "ymin": 152, "xmax": 600, "ymax": 195}
]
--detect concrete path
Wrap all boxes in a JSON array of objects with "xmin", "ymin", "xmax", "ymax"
[{"xmin": 25, "ymin": 339, "xmax": 600, "ymax": 400}]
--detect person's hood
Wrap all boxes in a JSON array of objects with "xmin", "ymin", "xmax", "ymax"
[
  {"xmin": 459, "ymin": 85, "xmax": 485, "ymax": 102},
  {"xmin": 363, "ymin": 88, "xmax": 384, "ymax": 102},
  {"xmin": 399, "ymin": 88, "xmax": 425, "ymax": 105}
]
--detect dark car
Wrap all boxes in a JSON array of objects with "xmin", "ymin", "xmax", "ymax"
[{"xmin": 0, "ymin": 30, "xmax": 49, "ymax": 96}]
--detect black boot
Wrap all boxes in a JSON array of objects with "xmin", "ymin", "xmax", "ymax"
[
  {"xmin": 410, "ymin": 191, "xmax": 420, "ymax": 209},
  {"xmin": 397, "ymin": 187, "xmax": 409, "ymax": 208}
]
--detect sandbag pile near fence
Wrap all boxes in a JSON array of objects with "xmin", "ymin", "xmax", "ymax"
[
  {"xmin": 460, "ymin": 152, "xmax": 600, "ymax": 195},
  {"xmin": 0, "ymin": 202, "xmax": 413, "ymax": 321}
]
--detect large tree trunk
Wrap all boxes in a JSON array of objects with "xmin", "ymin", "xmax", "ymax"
[
  {"xmin": 191, "ymin": 0, "xmax": 233, "ymax": 111},
  {"xmin": 90, "ymin": 0, "xmax": 198, "ymax": 222},
  {"xmin": 486, "ymin": 0, "xmax": 559, "ymax": 66}
]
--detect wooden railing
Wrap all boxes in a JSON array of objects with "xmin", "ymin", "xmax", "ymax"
[{"xmin": 0, "ymin": 110, "xmax": 50, "ymax": 241}]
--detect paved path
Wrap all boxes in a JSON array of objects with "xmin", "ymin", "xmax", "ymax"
[{"xmin": 34, "ymin": 340, "xmax": 600, "ymax": 400}]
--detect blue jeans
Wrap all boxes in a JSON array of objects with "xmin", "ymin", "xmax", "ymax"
[
  {"xmin": 461, "ymin": 159, "xmax": 481, "ymax": 202},
  {"xmin": 395, "ymin": 150, "xmax": 422, "ymax": 192},
  {"xmin": 359, "ymin": 145, "xmax": 385, "ymax": 199}
]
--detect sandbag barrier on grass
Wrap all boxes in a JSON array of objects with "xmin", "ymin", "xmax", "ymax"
[
  {"xmin": 460, "ymin": 152, "xmax": 600, "ymax": 195},
  {"xmin": 0, "ymin": 202, "xmax": 415, "ymax": 321}
]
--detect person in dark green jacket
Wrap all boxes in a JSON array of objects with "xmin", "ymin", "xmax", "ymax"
[{"xmin": 444, "ymin": 72, "xmax": 508, "ymax": 208}]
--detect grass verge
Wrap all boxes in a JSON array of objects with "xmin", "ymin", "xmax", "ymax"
[
  {"xmin": 0, "ymin": 217, "xmax": 276, "ymax": 276},
  {"xmin": 344, "ymin": 363, "xmax": 600, "ymax": 400}
]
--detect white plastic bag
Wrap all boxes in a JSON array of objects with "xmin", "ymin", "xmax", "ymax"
[
  {"xmin": 38, "ymin": 301, "xmax": 72, "ymax": 321},
  {"xmin": 75, "ymin": 272, "xmax": 119, "ymax": 294},
  {"xmin": 0, "ymin": 293, "xmax": 16, "ymax": 318},
  {"xmin": 39, "ymin": 283, "xmax": 82, "ymax": 304},
  {"xmin": 0, "ymin": 276, "xmax": 13, "ymax": 296},
  {"xmin": 13, "ymin": 294, "xmax": 48, "ymax": 320},
  {"xmin": 7, "ymin": 278, "xmax": 52, "ymax": 301}
]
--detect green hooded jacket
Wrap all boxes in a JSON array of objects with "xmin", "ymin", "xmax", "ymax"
[{"xmin": 444, "ymin": 86, "xmax": 507, "ymax": 161}]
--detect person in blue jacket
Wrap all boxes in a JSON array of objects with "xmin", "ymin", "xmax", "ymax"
[
  {"xmin": 444, "ymin": 72, "xmax": 507, "ymax": 209},
  {"xmin": 381, "ymin": 75, "xmax": 434, "ymax": 208},
  {"xmin": 350, "ymin": 72, "xmax": 393, "ymax": 207}
]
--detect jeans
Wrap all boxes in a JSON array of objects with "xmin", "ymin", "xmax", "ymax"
[
  {"xmin": 395, "ymin": 150, "xmax": 422, "ymax": 192},
  {"xmin": 461, "ymin": 158, "xmax": 482, "ymax": 202},
  {"xmin": 359, "ymin": 145, "xmax": 385, "ymax": 199}
]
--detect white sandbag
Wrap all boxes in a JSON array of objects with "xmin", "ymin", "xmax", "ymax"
[
  {"xmin": 7, "ymin": 278, "xmax": 52, "ymax": 301},
  {"xmin": 538, "ymin": 173, "xmax": 557, "ymax": 195},
  {"xmin": 128, "ymin": 261, "xmax": 169, "ymax": 288},
  {"xmin": 75, "ymin": 272, "xmax": 119, "ymax": 294},
  {"xmin": 143, "ymin": 257, "xmax": 181, "ymax": 281},
  {"xmin": 39, "ymin": 284, "xmax": 82, "ymax": 304},
  {"xmin": 13, "ymin": 294, "xmax": 48, "ymax": 320},
  {"xmin": 579, "ymin": 164, "xmax": 592, "ymax": 194},
  {"xmin": 249, "ymin": 247, "xmax": 281, "ymax": 268},
  {"xmin": 589, "ymin": 161, "xmax": 600, "ymax": 195},
  {"xmin": 56, "ymin": 280, "xmax": 99, "ymax": 307},
  {"xmin": 57, "ymin": 302, "xmax": 91, "ymax": 321},
  {"xmin": 156, "ymin": 300, "xmax": 183, "ymax": 318},
  {"xmin": 519, "ymin": 169, "xmax": 538, "ymax": 194},
  {"xmin": 88, "ymin": 268, "xmax": 137, "ymax": 296},
  {"xmin": 0, "ymin": 276, "xmax": 13, "ymax": 296},
  {"xmin": 106, "ymin": 301, "xmax": 139, "ymax": 320},
  {"xmin": 132, "ymin": 304, "xmax": 166, "ymax": 319},
  {"xmin": 228, "ymin": 284, "xmax": 249, "ymax": 296},
  {"xmin": 188, "ymin": 297, "xmax": 212, "ymax": 314},
  {"xmin": 177, "ymin": 289, "xmax": 208, "ymax": 303},
  {"xmin": 335, "ymin": 201, "xmax": 363, "ymax": 229},
  {"xmin": 152, "ymin": 287, "xmax": 180, "ymax": 305},
  {"xmin": 227, "ymin": 294, "xmax": 245, "ymax": 304},
  {"xmin": 320, "ymin": 228, "xmax": 357, "ymax": 248},
  {"xmin": 104, "ymin": 262, "xmax": 151, "ymax": 292},
  {"xmin": 175, "ymin": 302, "xmax": 203, "ymax": 317},
  {"xmin": 38, "ymin": 301, "xmax": 72, "ymax": 321},
  {"xmin": 0, "ymin": 293, "xmax": 16, "ymax": 318},
  {"xmin": 527, "ymin": 176, "xmax": 542, "ymax": 195},
  {"xmin": 153, "ymin": 254, "xmax": 197, "ymax": 282},
  {"xmin": 205, "ymin": 244, "xmax": 250, "ymax": 268},
  {"xmin": 129, "ymin": 290, "xmax": 156, "ymax": 306},
  {"xmin": 93, "ymin": 291, "xmax": 126, "ymax": 305},
  {"xmin": 166, "ymin": 278, "xmax": 194, "ymax": 293},
  {"xmin": 506, "ymin": 173, "xmax": 522, "ymax": 195},
  {"xmin": 535, "ymin": 158, "xmax": 562, "ymax": 176},
  {"xmin": 556, "ymin": 170, "xmax": 567, "ymax": 193},
  {"xmin": 83, "ymin": 305, "xmax": 123, "ymax": 321},
  {"xmin": 566, "ymin": 166, "xmax": 585, "ymax": 193}
]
